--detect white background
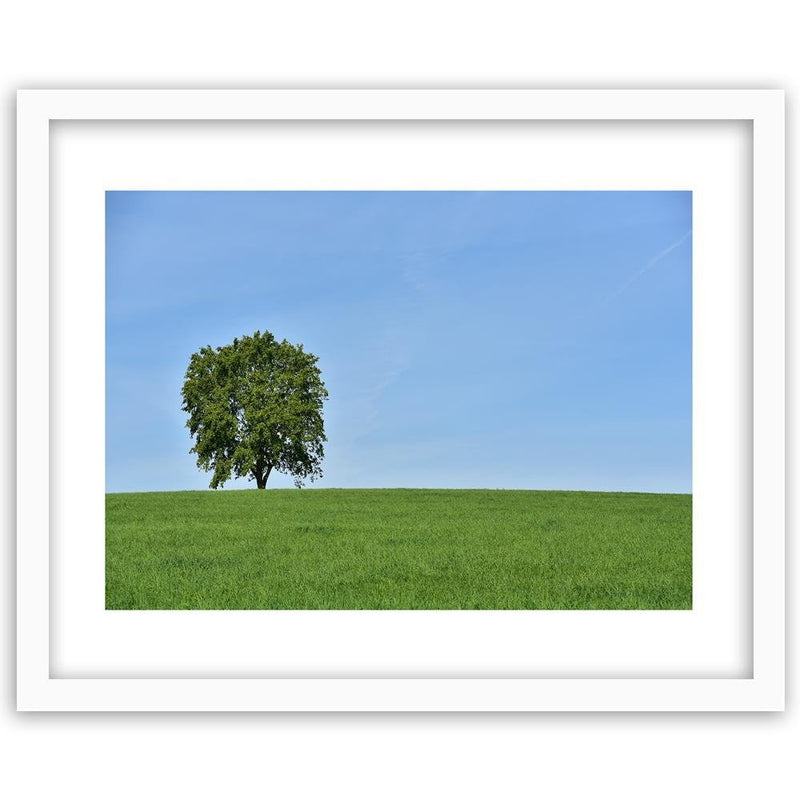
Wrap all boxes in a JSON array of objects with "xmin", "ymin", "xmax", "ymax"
[{"xmin": 2, "ymin": 3, "xmax": 796, "ymax": 799}]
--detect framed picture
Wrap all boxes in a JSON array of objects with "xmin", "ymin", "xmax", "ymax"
[{"xmin": 17, "ymin": 89, "xmax": 784, "ymax": 711}]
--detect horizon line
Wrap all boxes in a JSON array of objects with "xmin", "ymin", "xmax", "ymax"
[{"xmin": 106, "ymin": 486, "xmax": 692, "ymax": 496}]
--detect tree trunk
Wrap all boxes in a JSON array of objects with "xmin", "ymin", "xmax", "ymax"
[{"xmin": 254, "ymin": 464, "xmax": 273, "ymax": 490}]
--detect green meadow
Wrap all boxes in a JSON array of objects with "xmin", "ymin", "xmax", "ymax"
[{"xmin": 105, "ymin": 488, "xmax": 692, "ymax": 610}]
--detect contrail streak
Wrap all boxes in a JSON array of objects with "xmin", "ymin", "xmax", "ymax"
[{"xmin": 604, "ymin": 229, "xmax": 692, "ymax": 303}]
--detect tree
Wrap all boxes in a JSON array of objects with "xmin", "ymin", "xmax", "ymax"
[{"xmin": 181, "ymin": 330, "xmax": 327, "ymax": 489}]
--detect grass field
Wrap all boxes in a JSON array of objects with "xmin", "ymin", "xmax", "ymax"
[{"xmin": 106, "ymin": 488, "xmax": 691, "ymax": 610}]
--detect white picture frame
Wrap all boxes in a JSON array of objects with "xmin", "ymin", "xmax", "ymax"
[{"xmin": 17, "ymin": 89, "xmax": 785, "ymax": 711}]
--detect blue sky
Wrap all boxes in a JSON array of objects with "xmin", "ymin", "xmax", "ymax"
[{"xmin": 106, "ymin": 191, "xmax": 692, "ymax": 493}]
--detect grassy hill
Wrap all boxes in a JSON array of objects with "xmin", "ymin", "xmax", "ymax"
[{"xmin": 105, "ymin": 488, "xmax": 692, "ymax": 610}]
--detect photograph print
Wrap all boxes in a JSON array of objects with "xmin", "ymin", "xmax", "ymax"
[{"xmin": 105, "ymin": 190, "xmax": 692, "ymax": 610}]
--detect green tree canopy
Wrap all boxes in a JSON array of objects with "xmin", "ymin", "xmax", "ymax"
[{"xmin": 181, "ymin": 330, "xmax": 327, "ymax": 489}]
